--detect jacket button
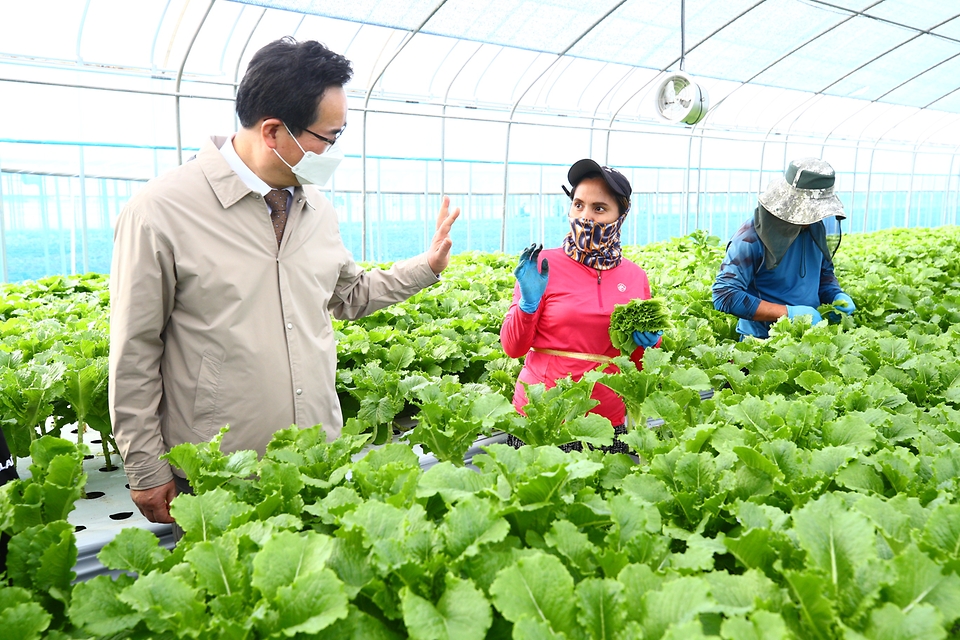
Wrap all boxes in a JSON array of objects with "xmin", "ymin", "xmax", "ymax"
[
  {"xmin": 296, "ymin": 388, "xmax": 302, "ymax": 395},
  {"xmin": 286, "ymin": 322, "xmax": 293, "ymax": 329}
]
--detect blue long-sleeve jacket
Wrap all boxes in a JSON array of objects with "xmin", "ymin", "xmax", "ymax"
[{"xmin": 712, "ymin": 220, "xmax": 842, "ymax": 338}]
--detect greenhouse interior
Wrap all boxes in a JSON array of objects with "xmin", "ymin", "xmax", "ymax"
[{"xmin": 4, "ymin": 0, "xmax": 960, "ymax": 638}]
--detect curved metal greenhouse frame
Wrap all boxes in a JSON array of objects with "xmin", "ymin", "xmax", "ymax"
[{"xmin": 1, "ymin": 0, "xmax": 960, "ymax": 278}]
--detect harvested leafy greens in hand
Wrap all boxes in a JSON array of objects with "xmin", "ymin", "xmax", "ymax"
[{"xmin": 609, "ymin": 297, "xmax": 671, "ymax": 355}]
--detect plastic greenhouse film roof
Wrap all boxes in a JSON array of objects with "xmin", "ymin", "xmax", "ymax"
[
  {"xmin": 3, "ymin": 0, "xmax": 960, "ymax": 154},
  {"xmin": 234, "ymin": 0, "xmax": 960, "ymax": 114}
]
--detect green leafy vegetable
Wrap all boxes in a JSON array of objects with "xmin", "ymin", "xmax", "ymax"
[{"xmin": 609, "ymin": 297, "xmax": 671, "ymax": 355}]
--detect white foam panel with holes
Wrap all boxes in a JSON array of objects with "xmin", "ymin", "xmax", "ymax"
[{"xmin": 15, "ymin": 425, "xmax": 174, "ymax": 583}]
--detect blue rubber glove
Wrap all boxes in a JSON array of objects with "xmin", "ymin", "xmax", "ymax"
[
  {"xmin": 514, "ymin": 243, "xmax": 549, "ymax": 313},
  {"xmin": 786, "ymin": 305, "xmax": 823, "ymax": 324},
  {"xmin": 832, "ymin": 292, "xmax": 856, "ymax": 315},
  {"xmin": 633, "ymin": 330, "xmax": 663, "ymax": 348}
]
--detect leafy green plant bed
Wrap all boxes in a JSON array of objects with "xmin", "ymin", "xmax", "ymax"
[
  {"xmin": 0, "ymin": 274, "xmax": 115, "ymax": 469},
  {"xmin": 4, "ymin": 226, "xmax": 960, "ymax": 638}
]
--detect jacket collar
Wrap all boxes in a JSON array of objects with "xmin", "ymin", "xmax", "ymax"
[
  {"xmin": 198, "ymin": 135, "xmax": 306, "ymax": 210},
  {"xmin": 197, "ymin": 136, "xmax": 323, "ymax": 214},
  {"xmin": 197, "ymin": 136, "xmax": 253, "ymax": 209}
]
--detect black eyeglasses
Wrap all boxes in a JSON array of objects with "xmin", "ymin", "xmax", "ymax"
[{"xmin": 302, "ymin": 124, "xmax": 346, "ymax": 146}]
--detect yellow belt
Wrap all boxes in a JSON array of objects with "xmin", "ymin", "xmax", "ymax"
[{"xmin": 530, "ymin": 347, "xmax": 614, "ymax": 364}]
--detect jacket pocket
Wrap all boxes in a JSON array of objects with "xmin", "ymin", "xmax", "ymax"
[{"xmin": 191, "ymin": 350, "xmax": 223, "ymax": 440}]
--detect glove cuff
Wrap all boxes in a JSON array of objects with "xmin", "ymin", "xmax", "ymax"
[{"xmin": 518, "ymin": 299, "xmax": 540, "ymax": 314}]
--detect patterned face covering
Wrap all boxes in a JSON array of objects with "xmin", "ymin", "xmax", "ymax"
[{"xmin": 562, "ymin": 216, "xmax": 625, "ymax": 270}]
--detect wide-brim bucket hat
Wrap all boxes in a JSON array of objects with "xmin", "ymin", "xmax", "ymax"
[{"xmin": 759, "ymin": 157, "xmax": 846, "ymax": 224}]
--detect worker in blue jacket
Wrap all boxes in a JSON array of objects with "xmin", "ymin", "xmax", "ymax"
[{"xmin": 713, "ymin": 157, "xmax": 855, "ymax": 339}]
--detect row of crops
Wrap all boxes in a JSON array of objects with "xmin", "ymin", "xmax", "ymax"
[{"xmin": 3, "ymin": 226, "xmax": 960, "ymax": 638}]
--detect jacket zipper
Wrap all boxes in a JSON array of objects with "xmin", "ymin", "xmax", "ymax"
[
  {"xmin": 596, "ymin": 269, "xmax": 603, "ymax": 308},
  {"xmin": 799, "ymin": 231, "xmax": 807, "ymax": 279}
]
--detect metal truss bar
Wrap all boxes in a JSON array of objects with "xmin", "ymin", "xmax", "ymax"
[
  {"xmin": 0, "ymin": 75, "xmax": 236, "ymax": 100},
  {"xmin": 604, "ymin": 0, "xmax": 769, "ymax": 161},
  {"xmin": 805, "ymin": 0, "xmax": 960, "ymax": 45},
  {"xmin": 441, "ymin": 42, "xmax": 486, "ymax": 195},
  {"xmin": 501, "ymin": 0, "xmax": 630, "ymax": 251},
  {"xmin": 362, "ymin": 0, "xmax": 450, "ymax": 260},
  {"xmin": 175, "ymin": 0, "xmax": 217, "ymax": 165}
]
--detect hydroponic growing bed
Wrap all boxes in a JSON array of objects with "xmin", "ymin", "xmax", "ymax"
[{"xmin": 5, "ymin": 227, "xmax": 960, "ymax": 639}]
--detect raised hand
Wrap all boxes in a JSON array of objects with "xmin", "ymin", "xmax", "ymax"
[
  {"xmin": 427, "ymin": 196, "xmax": 461, "ymax": 275},
  {"xmin": 515, "ymin": 243, "xmax": 549, "ymax": 313}
]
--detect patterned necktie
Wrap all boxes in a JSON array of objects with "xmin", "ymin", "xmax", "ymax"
[{"xmin": 264, "ymin": 189, "xmax": 288, "ymax": 246}]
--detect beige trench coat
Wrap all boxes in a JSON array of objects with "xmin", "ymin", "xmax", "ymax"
[{"xmin": 109, "ymin": 136, "xmax": 439, "ymax": 490}]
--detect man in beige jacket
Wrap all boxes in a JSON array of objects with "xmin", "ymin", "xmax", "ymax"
[{"xmin": 109, "ymin": 38, "xmax": 460, "ymax": 526}]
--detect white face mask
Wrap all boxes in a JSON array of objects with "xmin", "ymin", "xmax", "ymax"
[{"xmin": 274, "ymin": 123, "xmax": 343, "ymax": 187}]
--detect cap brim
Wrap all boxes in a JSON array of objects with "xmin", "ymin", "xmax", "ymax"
[
  {"xmin": 566, "ymin": 158, "xmax": 631, "ymax": 201},
  {"xmin": 567, "ymin": 159, "xmax": 605, "ymax": 187}
]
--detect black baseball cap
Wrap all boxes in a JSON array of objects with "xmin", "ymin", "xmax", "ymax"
[{"xmin": 563, "ymin": 159, "xmax": 632, "ymax": 202}]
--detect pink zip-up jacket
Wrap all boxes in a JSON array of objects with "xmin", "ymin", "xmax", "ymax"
[{"xmin": 500, "ymin": 247, "xmax": 655, "ymax": 426}]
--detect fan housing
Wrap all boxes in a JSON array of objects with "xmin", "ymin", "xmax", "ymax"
[{"xmin": 655, "ymin": 72, "xmax": 709, "ymax": 125}]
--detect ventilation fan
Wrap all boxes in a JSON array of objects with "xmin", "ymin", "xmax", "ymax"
[{"xmin": 655, "ymin": 71, "xmax": 709, "ymax": 125}]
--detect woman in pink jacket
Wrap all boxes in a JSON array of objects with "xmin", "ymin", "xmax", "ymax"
[{"xmin": 500, "ymin": 159, "xmax": 661, "ymax": 452}]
